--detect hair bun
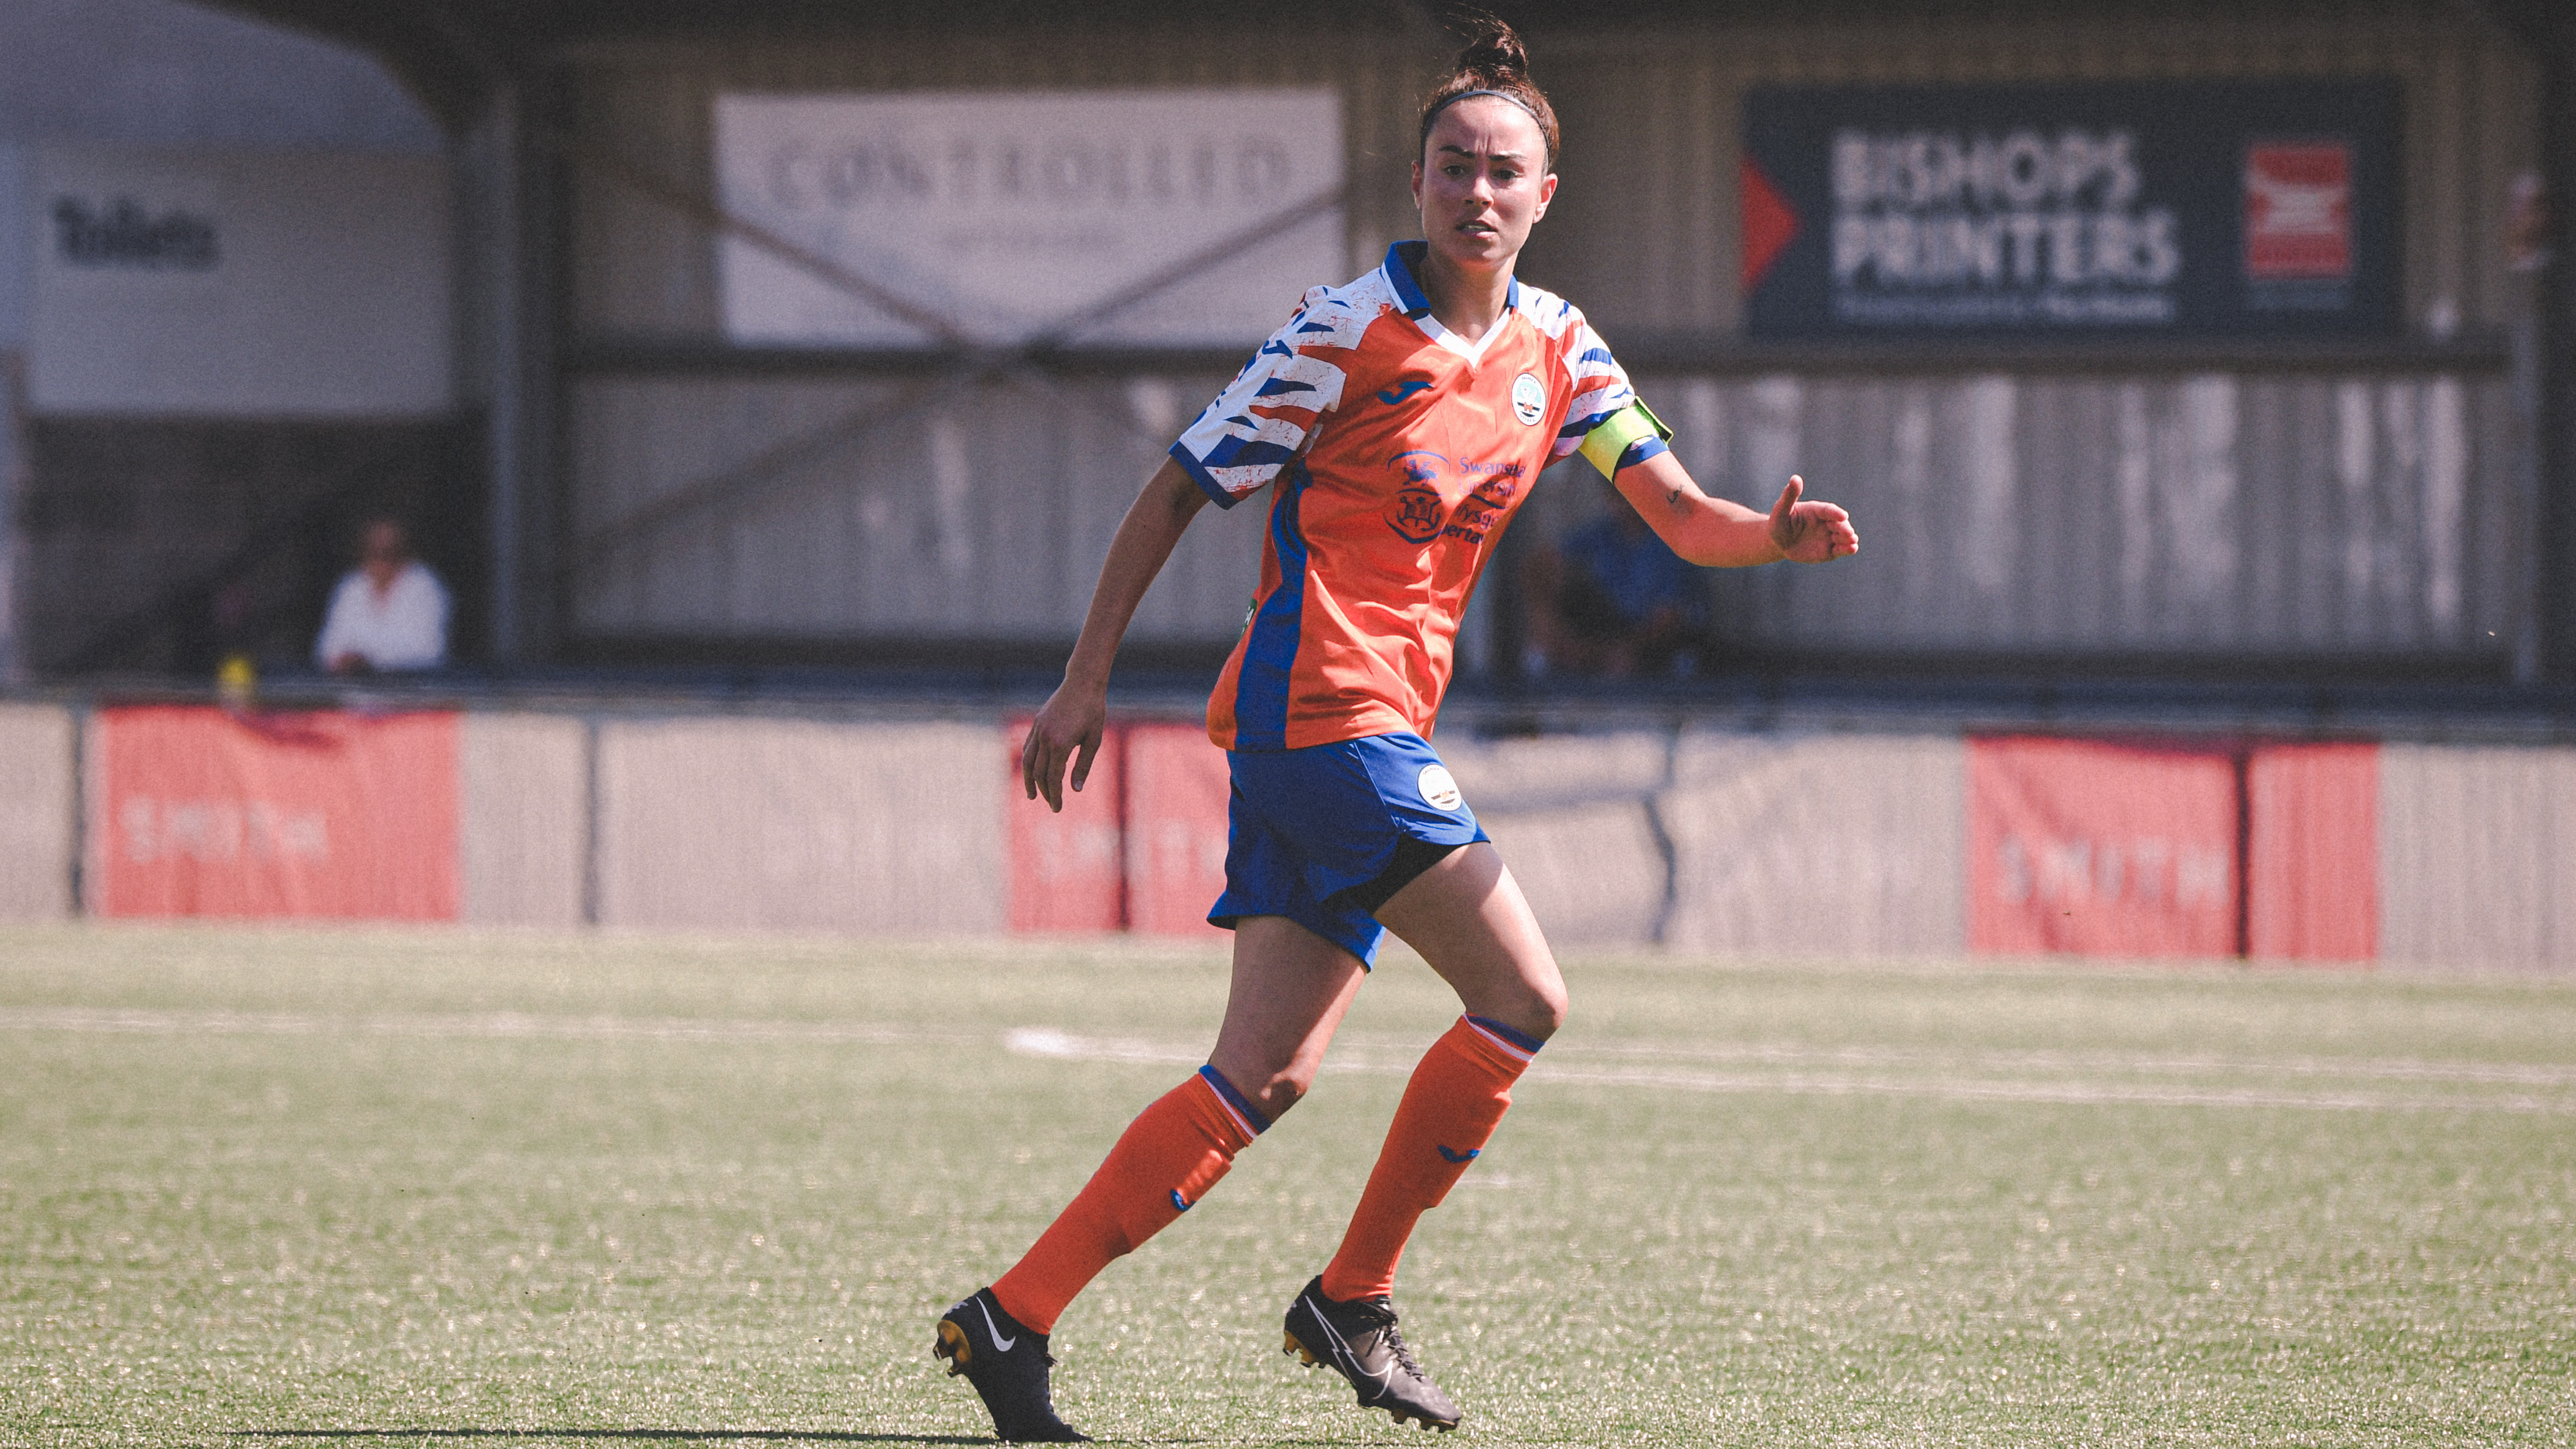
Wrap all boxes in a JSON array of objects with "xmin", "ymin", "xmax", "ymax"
[
  {"xmin": 1454, "ymin": 19, "xmax": 1528, "ymax": 83},
  {"xmin": 1415, "ymin": 11, "xmax": 1558, "ymax": 167}
]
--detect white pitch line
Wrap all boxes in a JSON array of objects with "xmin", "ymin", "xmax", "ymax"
[
  {"xmin": 6, "ymin": 1009, "xmax": 2569, "ymax": 1114},
  {"xmin": 1005, "ymin": 1028, "xmax": 2576, "ymax": 1091},
  {"xmin": 999, "ymin": 1029, "xmax": 2576, "ymax": 1115},
  {"xmin": 1525, "ymin": 1038, "xmax": 2576, "ymax": 1089},
  {"xmin": 0, "ymin": 1006, "xmax": 981, "ymax": 1047},
  {"xmin": 1531, "ymin": 1063, "xmax": 2574, "ymax": 1115},
  {"xmin": 1001, "ymin": 1027, "xmax": 1201, "ymax": 1064}
]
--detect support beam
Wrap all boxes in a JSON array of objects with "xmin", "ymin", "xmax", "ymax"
[
  {"xmin": 2529, "ymin": 12, "xmax": 2576, "ymax": 680},
  {"xmin": 468, "ymin": 72, "xmax": 564, "ymax": 666},
  {"xmin": 469, "ymin": 88, "xmax": 525, "ymax": 664},
  {"xmin": 0, "ymin": 353, "xmax": 25, "ymax": 686}
]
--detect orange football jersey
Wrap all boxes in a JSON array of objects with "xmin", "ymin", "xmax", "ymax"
[{"xmin": 1171, "ymin": 243, "xmax": 1661, "ymax": 751}]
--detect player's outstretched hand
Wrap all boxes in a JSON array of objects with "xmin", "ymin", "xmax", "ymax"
[
  {"xmin": 1021, "ymin": 682, "xmax": 1108, "ymax": 813},
  {"xmin": 1767, "ymin": 475, "xmax": 1858, "ymax": 564}
]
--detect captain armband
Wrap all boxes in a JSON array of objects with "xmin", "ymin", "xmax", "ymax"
[{"xmin": 1576, "ymin": 400, "xmax": 1674, "ymax": 480}]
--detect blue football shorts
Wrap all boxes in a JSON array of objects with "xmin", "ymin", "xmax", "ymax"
[{"xmin": 1207, "ymin": 730, "xmax": 1490, "ymax": 967}]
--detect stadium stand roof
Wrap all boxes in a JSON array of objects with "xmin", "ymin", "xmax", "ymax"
[
  {"xmin": 207, "ymin": 1, "xmax": 2576, "ymax": 135},
  {"xmin": 169, "ymin": 0, "xmax": 2576, "ymax": 701}
]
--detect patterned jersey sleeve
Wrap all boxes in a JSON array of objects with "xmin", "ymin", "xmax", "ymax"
[
  {"xmin": 1543, "ymin": 299, "xmax": 1672, "ymax": 476},
  {"xmin": 1169, "ymin": 287, "xmax": 1361, "ymax": 508}
]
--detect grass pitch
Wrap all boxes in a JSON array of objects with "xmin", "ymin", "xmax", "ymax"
[{"xmin": 3, "ymin": 926, "xmax": 2571, "ymax": 1447}]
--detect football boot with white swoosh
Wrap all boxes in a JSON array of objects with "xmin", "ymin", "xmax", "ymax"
[
  {"xmin": 1281, "ymin": 1274, "xmax": 1463, "ymax": 1431},
  {"xmin": 933, "ymin": 1287, "xmax": 1088, "ymax": 1443}
]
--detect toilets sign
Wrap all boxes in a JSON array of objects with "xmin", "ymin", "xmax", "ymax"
[
  {"xmin": 40, "ymin": 162, "xmax": 224, "ymax": 295},
  {"xmin": 1740, "ymin": 80, "xmax": 2398, "ymax": 339}
]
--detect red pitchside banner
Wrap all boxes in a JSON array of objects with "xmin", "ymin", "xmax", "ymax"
[
  {"xmin": 1005, "ymin": 717, "xmax": 1126, "ymax": 933},
  {"xmin": 2246, "ymin": 743, "xmax": 2377, "ymax": 962},
  {"xmin": 1968, "ymin": 736, "xmax": 2238, "ymax": 958},
  {"xmin": 93, "ymin": 706, "xmax": 459, "ymax": 920},
  {"xmin": 1123, "ymin": 723, "xmax": 1231, "ymax": 938}
]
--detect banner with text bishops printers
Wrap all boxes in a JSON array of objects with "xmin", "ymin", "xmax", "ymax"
[{"xmin": 1739, "ymin": 81, "xmax": 2400, "ymax": 339}]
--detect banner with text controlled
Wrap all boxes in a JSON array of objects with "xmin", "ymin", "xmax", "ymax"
[
  {"xmin": 91, "ymin": 706, "xmax": 459, "ymax": 921},
  {"xmin": 1741, "ymin": 80, "xmax": 2400, "ymax": 339},
  {"xmin": 714, "ymin": 89, "xmax": 1344, "ymax": 348},
  {"xmin": 1968, "ymin": 736, "xmax": 2240, "ymax": 958}
]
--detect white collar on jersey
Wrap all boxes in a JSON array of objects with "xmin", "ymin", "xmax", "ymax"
[{"xmin": 1383, "ymin": 242, "xmax": 1522, "ymax": 366}]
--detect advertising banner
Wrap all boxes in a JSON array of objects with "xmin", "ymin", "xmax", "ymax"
[
  {"xmin": 0, "ymin": 703, "xmax": 76, "ymax": 921},
  {"xmin": 597, "ymin": 717, "xmax": 1003, "ymax": 934},
  {"xmin": 1967, "ymin": 736, "xmax": 2238, "ymax": 958},
  {"xmin": 2246, "ymin": 743, "xmax": 2378, "ymax": 962},
  {"xmin": 1124, "ymin": 723, "xmax": 1230, "ymax": 939},
  {"xmin": 91, "ymin": 706, "xmax": 459, "ymax": 920},
  {"xmin": 1742, "ymin": 81, "xmax": 2400, "ymax": 339},
  {"xmin": 715, "ymin": 89, "xmax": 1344, "ymax": 348},
  {"xmin": 1006, "ymin": 717, "xmax": 1126, "ymax": 933}
]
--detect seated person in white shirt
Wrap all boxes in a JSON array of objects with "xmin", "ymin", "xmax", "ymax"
[{"xmin": 314, "ymin": 518, "xmax": 449, "ymax": 675}]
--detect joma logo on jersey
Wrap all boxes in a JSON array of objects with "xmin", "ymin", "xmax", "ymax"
[{"xmin": 1375, "ymin": 377, "xmax": 1433, "ymax": 406}]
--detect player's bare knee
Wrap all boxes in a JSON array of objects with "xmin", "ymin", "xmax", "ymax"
[
  {"xmin": 1518, "ymin": 980, "xmax": 1568, "ymax": 1042},
  {"xmin": 1462, "ymin": 975, "xmax": 1564, "ymax": 1043},
  {"xmin": 1248, "ymin": 1068, "xmax": 1312, "ymax": 1121},
  {"xmin": 1500, "ymin": 947, "xmax": 1569, "ymax": 1040}
]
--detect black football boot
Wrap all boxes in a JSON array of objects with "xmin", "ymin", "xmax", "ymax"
[
  {"xmin": 1282, "ymin": 1274, "xmax": 1463, "ymax": 1431},
  {"xmin": 933, "ymin": 1287, "xmax": 1088, "ymax": 1443}
]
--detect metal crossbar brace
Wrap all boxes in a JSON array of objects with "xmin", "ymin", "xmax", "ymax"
[{"xmin": 563, "ymin": 134, "xmax": 1346, "ymax": 562}]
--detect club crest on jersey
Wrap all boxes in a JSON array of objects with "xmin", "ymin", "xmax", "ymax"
[
  {"xmin": 1385, "ymin": 450, "xmax": 1450, "ymax": 545},
  {"xmin": 1511, "ymin": 372, "xmax": 1545, "ymax": 426}
]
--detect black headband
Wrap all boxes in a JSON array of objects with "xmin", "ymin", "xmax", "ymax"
[{"xmin": 1419, "ymin": 87, "xmax": 1549, "ymax": 158}]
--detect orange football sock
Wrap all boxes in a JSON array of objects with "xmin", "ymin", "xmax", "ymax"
[
  {"xmin": 1320, "ymin": 1015, "xmax": 1539, "ymax": 1302},
  {"xmin": 990, "ymin": 1065, "xmax": 1267, "ymax": 1334}
]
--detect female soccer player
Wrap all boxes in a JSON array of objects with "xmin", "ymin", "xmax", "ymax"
[{"xmin": 935, "ymin": 21, "xmax": 1855, "ymax": 1441}]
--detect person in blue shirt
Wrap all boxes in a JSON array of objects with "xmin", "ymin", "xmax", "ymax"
[{"xmin": 1524, "ymin": 475, "xmax": 1710, "ymax": 677}]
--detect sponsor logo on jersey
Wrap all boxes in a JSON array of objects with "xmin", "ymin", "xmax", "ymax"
[
  {"xmin": 1376, "ymin": 377, "xmax": 1434, "ymax": 406},
  {"xmin": 1442, "ymin": 465, "xmax": 1522, "ymax": 547},
  {"xmin": 1418, "ymin": 763, "xmax": 1464, "ymax": 812},
  {"xmin": 1511, "ymin": 371, "xmax": 1546, "ymax": 426},
  {"xmin": 1385, "ymin": 451, "xmax": 1450, "ymax": 543}
]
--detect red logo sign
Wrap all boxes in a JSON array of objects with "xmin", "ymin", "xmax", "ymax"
[
  {"xmin": 2244, "ymin": 141, "xmax": 2353, "ymax": 280},
  {"xmin": 93, "ymin": 706, "xmax": 459, "ymax": 920},
  {"xmin": 1739, "ymin": 155, "xmax": 1800, "ymax": 296}
]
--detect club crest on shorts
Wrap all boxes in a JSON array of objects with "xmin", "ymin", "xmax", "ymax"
[
  {"xmin": 1417, "ymin": 764, "xmax": 1464, "ymax": 812},
  {"xmin": 1511, "ymin": 372, "xmax": 1545, "ymax": 426}
]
